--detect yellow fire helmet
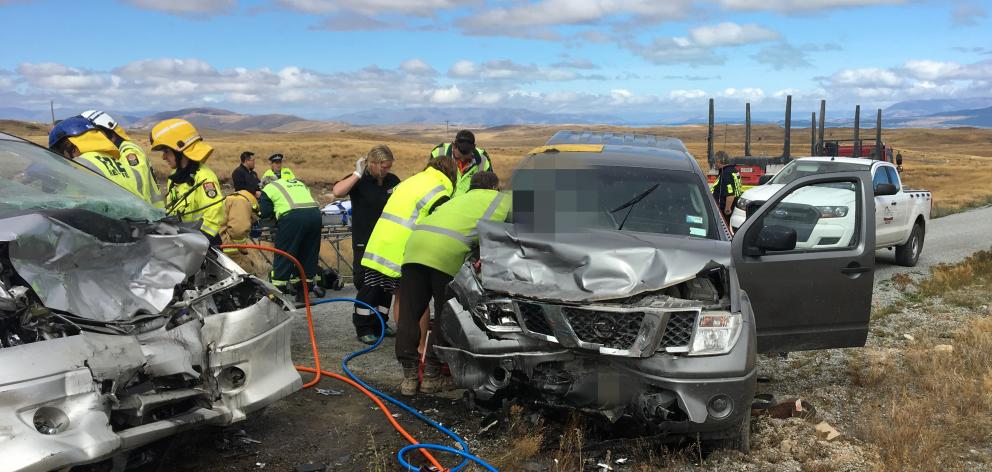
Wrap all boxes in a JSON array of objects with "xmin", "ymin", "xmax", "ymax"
[
  {"xmin": 80, "ymin": 110, "xmax": 132, "ymax": 141},
  {"xmin": 235, "ymin": 189, "xmax": 259, "ymax": 210},
  {"xmin": 67, "ymin": 129, "xmax": 122, "ymax": 158},
  {"xmin": 149, "ymin": 118, "xmax": 214, "ymax": 162}
]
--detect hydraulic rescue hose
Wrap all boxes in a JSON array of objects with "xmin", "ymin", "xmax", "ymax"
[{"xmin": 218, "ymin": 244, "xmax": 496, "ymax": 471}]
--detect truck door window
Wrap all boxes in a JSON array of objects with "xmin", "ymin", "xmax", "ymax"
[
  {"xmin": 751, "ymin": 179, "xmax": 861, "ymax": 252},
  {"xmin": 883, "ymin": 166, "xmax": 901, "ymax": 189},
  {"xmin": 872, "ymin": 167, "xmax": 892, "ymax": 192}
]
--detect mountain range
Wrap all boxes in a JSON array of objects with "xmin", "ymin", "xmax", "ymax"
[{"xmin": 2, "ymin": 98, "xmax": 990, "ymax": 130}]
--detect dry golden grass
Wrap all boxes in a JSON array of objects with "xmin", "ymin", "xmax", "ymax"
[{"xmin": 850, "ymin": 251, "xmax": 992, "ymax": 471}]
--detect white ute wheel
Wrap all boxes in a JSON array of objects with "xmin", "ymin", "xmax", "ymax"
[{"xmin": 895, "ymin": 223, "xmax": 923, "ymax": 267}]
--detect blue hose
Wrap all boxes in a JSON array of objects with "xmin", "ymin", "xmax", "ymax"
[
  {"xmin": 398, "ymin": 444, "xmax": 499, "ymax": 472},
  {"xmin": 310, "ymin": 297, "xmax": 496, "ymax": 472}
]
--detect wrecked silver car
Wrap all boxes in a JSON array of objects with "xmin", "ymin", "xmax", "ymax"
[
  {"xmin": 436, "ymin": 131, "xmax": 876, "ymax": 451},
  {"xmin": 0, "ymin": 133, "xmax": 301, "ymax": 471}
]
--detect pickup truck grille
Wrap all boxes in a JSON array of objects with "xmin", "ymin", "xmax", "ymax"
[
  {"xmin": 512, "ymin": 300, "xmax": 698, "ymax": 355},
  {"xmin": 660, "ymin": 311, "xmax": 697, "ymax": 349},
  {"xmin": 561, "ymin": 308, "xmax": 644, "ymax": 350}
]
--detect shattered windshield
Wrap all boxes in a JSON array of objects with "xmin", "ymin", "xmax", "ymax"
[
  {"xmin": 0, "ymin": 140, "xmax": 164, "ymax": 222},
  {"xmin": 770, "ymin": 160, "xmax": 866, "ymax": 185},
  {"xmin": 512, "ymin": 165, "xmax": 719, "ymax": 239}
]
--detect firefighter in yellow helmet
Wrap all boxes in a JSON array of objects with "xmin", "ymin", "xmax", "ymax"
[
  {"xmin": 48, "ymin": 116, "xmax": 143, "ymax": 200},
  {"xmin": 80, "ymin": 110, "xmax": 164, "ymax": 208},
  {"xmin": 150, "ymin": 119, "xmax": 225, "ymax": 245}
]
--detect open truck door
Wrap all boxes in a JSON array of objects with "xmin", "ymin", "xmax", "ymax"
[{"xmin": 731, "ymin": 171, "xmax": 875, "ymax": 353}]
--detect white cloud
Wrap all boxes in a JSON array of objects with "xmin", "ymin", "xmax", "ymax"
[
  {"xmin": 721, "ymin": 87, "xmax": 766, "ymax": 101},
  {"xmin": 430, "ymin": 85, "xmax": 462, "ymax": 103},
  {"xmin": 718, "ymin": 0, "xmax": 905, "ymax": 12},
  {"xmin": 17, "ymin": 63, "xmax": 106, "ymax": 91},
  {"xmin": 688, "ymin": 22, "xmax": 779, "ymax": 47},
  {"xmin": 627, "ymin": 37, "xmax": 724, "ymax": 66},
  {"xmin": 828, "ymin": 68, "xmax": 903, "ymax": 88},
  {"xmin": 669, "ymin": 89, "xmax": 707, "ymax": 100},
  {"xmin": 400, "ymin": 59, "xmax": 436, "ymax": 75},
  {"xmin": 449, "ymin": 60, "xmax": 479, "ymax": 78},
  {"xmin": 279, "ymin": 0, "xmax": 476, "ymax": 16},
  {"xmin": 122, "ymin": 0, "xmax": 235, "ymax": 15}
]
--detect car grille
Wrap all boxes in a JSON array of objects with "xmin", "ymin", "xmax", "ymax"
[
  {"xmin": 517, "ymin": 302, "xmax": 554, "ymax": 336},
  {"xmin": 562, "ymin": 308, "xmax": 644, "ymax": 350},
  {"xmin": 660, "ymin": 311, "xmax": 697, "ymax": 349}
]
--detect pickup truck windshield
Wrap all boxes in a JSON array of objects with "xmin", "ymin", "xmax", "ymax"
[
  {"xmin": 0, "ymin": 140, "xmax": 165, "ymax": 222},
  {"xmin": 770, "ymin": 160, "xmax": 866, "ymax": 186},
  {"xmin": 512, "ymin": 165, "xmax": 718, "ymax": 239}
]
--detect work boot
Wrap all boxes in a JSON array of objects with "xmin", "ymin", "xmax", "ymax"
[
  {"xmin": 400, "ymin": 364, "xmax": 419, "ymax": 396},
  {"xmin": 419, "ymin": 364, "xmax": 455, "ymax": 394}
]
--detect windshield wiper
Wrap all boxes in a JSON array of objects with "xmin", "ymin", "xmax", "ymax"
[{"xmin": 609, "ymin": 183, "xmax": 660, "ymax": 231}]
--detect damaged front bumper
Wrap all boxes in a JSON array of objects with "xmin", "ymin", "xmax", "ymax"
[
  {"xmin": 0, "ymin": 268, "xmax": 301, "ymax": 472},
  {"xmin": 436, "ymin": 295, "xmax": 756, "ymax": 435}
]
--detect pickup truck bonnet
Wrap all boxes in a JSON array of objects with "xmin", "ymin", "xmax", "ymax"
[{"xmin": 477, "ymin": 220, "xmax": 731, "ymax": 302}]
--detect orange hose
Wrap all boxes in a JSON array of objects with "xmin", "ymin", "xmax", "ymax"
[{"xmin": 219, "ymin": 244, "xmax": 446, "ymax": 471}]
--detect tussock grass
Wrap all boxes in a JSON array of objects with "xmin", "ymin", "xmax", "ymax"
[
  {"xmin": 918, "ymin": 249, "xmax": 992, "ymax": 297},
  {"xmin": 490, "ymin": 405, "xmax": 545, "ymax": 471}
]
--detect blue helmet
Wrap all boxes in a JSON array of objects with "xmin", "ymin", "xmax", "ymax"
[{"xmin": 48, "ymin": 116, "xmax": 97, "ymax": 149}]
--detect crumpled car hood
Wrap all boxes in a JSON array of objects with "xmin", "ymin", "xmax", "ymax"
[
  {"xmin": 478, "ymin": 220, "xmax": 730, "ymax": 302},
  {"xmin": 1, "ymin": 212, "xmax": 208, "ymax": 322}
]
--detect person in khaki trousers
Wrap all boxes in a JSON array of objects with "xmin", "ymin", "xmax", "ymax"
[{"xmin": 220, "ymin": 190, "xmax": 260, "ymax": 273}]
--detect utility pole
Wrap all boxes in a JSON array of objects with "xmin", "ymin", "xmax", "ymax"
[
  {"xmin": 744, "ymin": 102, "xmax": 751, "ymax": 157},
  {"xmin": 445, "ymin": 120, "xmax": 449, "ymax": 140},
  {"xmin": 783, "ymin": 95, "xmax": 792, "ymax": 159},
  {"xmin": 853, "ymin": 105, "xmax": 861, "ymax": 158},
  {"xmin": 50, "ymin": 100, "xmax": 56, "ymax": 127},
  {"xmin": 706, "ymin": 98, "xmax": 714, "ymax": 169}
]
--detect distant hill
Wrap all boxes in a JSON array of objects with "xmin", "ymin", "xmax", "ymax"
[
  {"xmin": 333, "ymin": 107, "xmax": 622, "ymax": 126},
  {"xmin": 884, "ymin": 98, "xmax": 992, "ymax": 118},
  {"xmin": 131, "ymin": 107, "xmax": 340, "ymax": 132}
]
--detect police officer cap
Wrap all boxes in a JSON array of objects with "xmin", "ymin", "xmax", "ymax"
[{"xmin": 269, "ymin": 153, "xmax": 284, "ymax": 162}]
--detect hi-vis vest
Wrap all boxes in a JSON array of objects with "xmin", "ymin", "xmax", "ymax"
[
  {"xmin": 404, "ymin": 189, "xmax": 511, "ymax": 276},
  {"xmin": 262, "ymin": 178, "xmax": 317, "ymax": 219},
  {"xmin": 710, "ymin": 170, "xmax": 743, "ymax": 198},
  {"xmin": 261, "ymin": 167, "xmax": 297, "ymax": 187},
  {"xmin": 361, "ymin": 167, "xmax": 454, "ymax": 278},
  {"xmin": 430, "ymin": 143, "xmax": 492, "ymax": 197},
  {"xmin": 75, "ymin": 152, "xmax": 142, "ymax": 199},
  {"xmin": 120, "ymin": 140, "xmax": 163, "ymax": 208},
  {"xmin": 166, "ymin": 165, "xmax": 225, "ymax": 237}
]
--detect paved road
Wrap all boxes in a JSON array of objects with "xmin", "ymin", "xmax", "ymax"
[{"xmin": 874, "ymin": 204, "xmax": 992, "ymax": 282}]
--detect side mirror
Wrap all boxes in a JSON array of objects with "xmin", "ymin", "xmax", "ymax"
[
  {"xmin": 874, "ymin": 183, "xmax": 898, "ymax": 196},
  {"xmin": 758, "ymin": 174, "xmax": 773, "ymax": 185},
  {"xmin": 754, "ymin": 225, "xmax": 797, "ymax": 253}
]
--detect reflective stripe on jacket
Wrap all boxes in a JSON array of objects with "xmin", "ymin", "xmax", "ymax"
[
  {"xmin": 166, "ymin": 165, "xmax": 225, "ymax": 237},
  {"xmin": 261, "ymin": 167, "xmax": 297, "ymax": 187},
  {"xmin": 361, "ymin": 166, "xmax": 454, "ymax": 278},
  {"xmin": 430, "ymin": 143, "xmax": 492, "ymax": 197},
  {"xmin": 119, "ymin": 140, "xmax": 163, "ymax": 207},
  {"xmin": 261, "ymin": 178, "xmax": 317, "ymax": 219},
  {"xmin": 76, "ymin": 152, "xmax": 142, "ymax": 199},
  {"xmin": 404, "ymin": 189, "xmax": 511, "ymax": 276}
]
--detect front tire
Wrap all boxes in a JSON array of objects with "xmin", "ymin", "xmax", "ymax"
[
  {"xmin": 895, "ymin": 223, "xmax": 923, "ymax": 267},
  {"xmin": 704, "ymin": 412, "xmax": 751, "ymax": 454}
]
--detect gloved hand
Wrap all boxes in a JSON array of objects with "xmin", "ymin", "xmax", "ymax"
[{"xmin": 353, "ymin": 156, "xmax": 367, "ymax": 178}]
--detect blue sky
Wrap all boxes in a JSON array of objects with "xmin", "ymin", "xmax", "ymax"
[{"xmin": 0, "ymin": 0, "xmax": 990, "ymax": 120}]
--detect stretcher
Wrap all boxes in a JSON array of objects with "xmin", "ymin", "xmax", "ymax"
[{"xmin": 253, "ymin": 201, "xmax": 355, "ymax": 284}]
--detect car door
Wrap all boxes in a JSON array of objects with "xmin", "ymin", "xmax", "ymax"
[
  {"xmin": 882, "ymin": 166, "xmax": 911, "ymax": 241},
  {"xmin": 732, "ymin": 171, "xmax": 874, "ymax": 353},
  {"xmin": 872, "ymin": 165, "xmax": 898, "ymax": 246}
]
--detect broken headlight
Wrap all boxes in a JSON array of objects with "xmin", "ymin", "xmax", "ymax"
[
  {"xmin": 688, "ymin": 312, "xmax": 742, "ymax": 356},
  {"xmin": 471, "ymin": 299, "xmax": 522, "ymax": 333}
]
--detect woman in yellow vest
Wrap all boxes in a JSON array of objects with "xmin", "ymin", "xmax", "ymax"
[
  {"xmin": 150, "ymin": 119, "xmax": 225, "ymax": 246},
  {"xmin": 353, "ymin": 154, "xmax": 458, "ymax": 345},
  {"xmin": 396, "ymin": 171, "xmax": 510, "ymax": 395},
  {"xmin": 48, "ymin": 116, "xmax": 142, "ymax": 199}
]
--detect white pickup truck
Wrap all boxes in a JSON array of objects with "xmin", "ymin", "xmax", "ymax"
[{"xmin": 729, "ymin": 157, "xmax": 931, "ymax": 266}]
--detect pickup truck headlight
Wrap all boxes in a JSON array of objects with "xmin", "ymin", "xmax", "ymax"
[
  {"xmin": 471, "ymin": 300, "xmax": 522, "ymax": 333},
  {"xmin": 688, "ymin": 312, "xmax": 742, "ymax": 356},
  {"xmin": 816, "ymin": 206, "xmax": 849, "ymax": 218},
  {"xmin": 735, "ymin": 197, "xmax": 750, "ymax": 210}
]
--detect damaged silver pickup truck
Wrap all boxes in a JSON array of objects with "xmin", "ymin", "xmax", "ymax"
[
  {"xmin": 436, "ymin": 131, "xmax": 875, "ymax": 451},
  {"xmin": 0, "ymin": 133, "xmax": 301, "ymax": 471}
]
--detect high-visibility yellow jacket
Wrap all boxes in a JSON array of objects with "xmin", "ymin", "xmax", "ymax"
[
  {"xmin": 261, "ymin": 167, "xmax": 296, "ymax": 187},
  {"xmin": 260, "ymin": 178, "xmax": 318, "ymax": 219},
  {"xmin": 361, "ymin": 167, "xmax": 454, "ymax": 278},
  {"xmin": 120, "ymin": 140, "xmax": 163, "ymax": 207},
  {"xmin": 430, "ymin": 143, "xmax": 492, "ymax": 197},
  {"xmin": 404, "ymin": 189, "xmax": 511, "ymax": 276},
  {"xmin": 165, "ymin": 164, "xmax": 225, "ymax": 237},
  {"xmin": 75, "ymin": 152, "xmax": 142, "ymax": 199}
]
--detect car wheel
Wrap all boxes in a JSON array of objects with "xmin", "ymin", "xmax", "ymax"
[
  {"xmin": 703, "ymin": 412, "xmax": 751, "ymax": 454},
  {"xmin": 895, "ymin": 223, "xmax": 923, "ymax": 267}
]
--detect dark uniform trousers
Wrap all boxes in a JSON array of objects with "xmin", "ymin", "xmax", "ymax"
[
  {"xmin": 395, "ymin": 263, "xmax": 452, "ymax": 368},
  {"xmin": 272, "ymin": 207, "xmax": 322, "ymax": 287}
]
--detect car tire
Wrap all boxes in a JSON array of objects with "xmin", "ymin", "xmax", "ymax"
[
  {"xmin": 704, "ymin": 412, "xmax": 751, "ymax": 454},
  {"xmin": 895, "ymin": 223, "xmax": 923, "ymax": 267}
]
